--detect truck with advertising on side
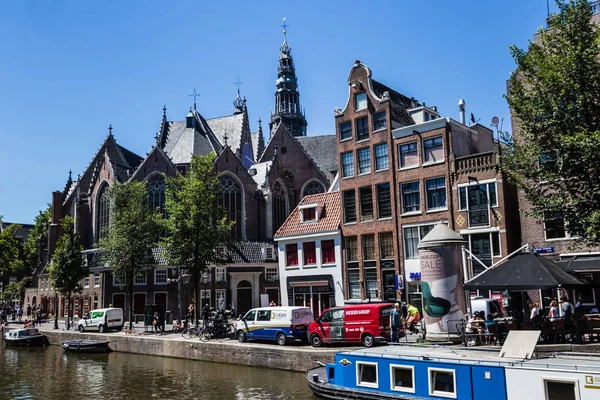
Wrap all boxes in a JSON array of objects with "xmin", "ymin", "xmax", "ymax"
[
  {"xmin": 235, "ymin": 306, "xmax": 313, "ymax": 346},
  {"xmin": 308, "ymin": 303, "xmax": 395, "ymax": 348}
]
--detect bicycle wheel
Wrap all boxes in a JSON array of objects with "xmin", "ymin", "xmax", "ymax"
[
  {"xmin": 199, "ymin": 328, "xmax": 212, "ymax": 342},
  {"xmin": 182, "ymin": 326, "xmax": 193, "ymax": 339}
]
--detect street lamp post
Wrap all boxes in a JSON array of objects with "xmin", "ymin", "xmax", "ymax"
[
  {"xmin": 182, "ymin": 273, "xmax": 191, "ymax": 322},
  {"xmin": 54, "ymin": 293, "xmax": 59, "ymax": 329}
]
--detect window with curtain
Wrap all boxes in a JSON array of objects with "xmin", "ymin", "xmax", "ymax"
[
  {"xmin": 272, "ymin": 181, "xmax": 287, "ymax": 234},
  {"xmin": 303, "ymin": 242, "xmax": 316, "ymax": 265},
  {"xmin": 426, "ymin": 177, "xmax": 447, "ymax": 210},
  {"xmin": 401, "ymin": 181, "xmax": 420, "ymax": 213},
  {"xmin": 423, "ymin": 136, "xmax": 443, "ymax": 163},
  {"xmin": 219, "ymin": 174, "xmax": 243, "ymax": 241},
  {"xmin": 399, "ymin": 142, "xmax": 418, "ymax": 168},
  {"xmin": 321, "ymin": 240, "xmax": 335, "ymax": 264},
  {"xmin": 403, "ymin": 227, "xmax": 420, "ymax": 259},
  {"xmin": 286, "ymin": 243, "xmax": 298, "ymax": 266},
  {"xmin": 97, "ymin": 183, "xmax": 110, "ymax": 240}
]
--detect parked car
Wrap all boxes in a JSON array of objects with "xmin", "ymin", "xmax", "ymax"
[
  {"xmin": 78, "ymin": 308, "xmax": 124, "ymax": 333},
  {"xmin": 309, "ymin": 303, "xmax": 395, "ymax": 348},
  {"xmin": 470, "ymin": 296, "xmax": 503, "ymax": 319},
  {"xmin": 235, "ymin": 306, "xmax": 313, "ymax": 346}
]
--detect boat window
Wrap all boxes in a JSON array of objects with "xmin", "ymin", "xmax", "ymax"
[
  {"xmin": 356, "ymin": 362, "xmax": 378, "ymax": 389},
  {"xmin": 429, "ymin": 368, "xmax": 456, "ymax": 399},
  {"xmin": 243, "ymin": 310, "xmax": 257, "ymax": 321},
  {"xmin": 390, "ymin": 364, "xmax": 415, "ymax": 393},
  {"xmin": 544, "ymin": 380, "xmax": 577, "ymax": 400},
  {"xmin": 256, "ymin": 310, "xmax": 271, "ymax": 322}
]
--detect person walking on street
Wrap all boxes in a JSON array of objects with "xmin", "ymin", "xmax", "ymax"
[
  {"xmin": 390, "ymin": 303, "xmax": 402, "ymax": 343},
  {"xmin": 16, "ymin": 305, "xmax": 22, "ymax": 322},
  {"xmin": 152, "ymin": 311, "xmax": 161, "ymax": 335}
]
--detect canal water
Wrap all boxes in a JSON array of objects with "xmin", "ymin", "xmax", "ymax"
[{"xmin": 0, "ymin": 345, "xmax": 316, "ymax": 399}]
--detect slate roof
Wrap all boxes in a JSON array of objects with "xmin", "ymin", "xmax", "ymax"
[
  {"xmin": 117, "ymin": 144, "xmax": 144, "ymax": 170},
  {"xmin": 250, "ymin": 132, "xmax": 260, "ymax": 162},
  {"xmin": 162, "ymin": 112, "xmax": 222, "ymax": 164},
  {"xmin": 225, "ymin": 241, "xmax": 276, "ymax": 264},
  {"xmin": 206, "ymin": 114, "xmax": 244, "ymax": 154},
  {"xmin": 296, "ymin": 135, "xmax": 338, "ymax": 182},
  {"xmin": 275, "ymin": 192, "xmax": 341, "ymax": 238},
  {"xmin": 250, "ymin": 160, "xmax": 272, "ymax": 187},
  {"xmin": 372, "ymin": 79, "xmax": 416, "ymax": 127}
]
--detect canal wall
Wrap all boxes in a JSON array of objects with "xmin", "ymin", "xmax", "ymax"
[{"xmin": 39, "ymin": 329, "xmax": 338, "ymax": 372}]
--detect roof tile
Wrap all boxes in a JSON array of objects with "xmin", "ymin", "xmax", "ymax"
[{"xmin": 275, "ymin": 192, "xmax": 341, "ymax": 238}]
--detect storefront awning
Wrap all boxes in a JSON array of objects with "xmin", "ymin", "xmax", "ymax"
[{"xmin": 290, "ymin": 280, "xmax": 329, "ymax": 287}]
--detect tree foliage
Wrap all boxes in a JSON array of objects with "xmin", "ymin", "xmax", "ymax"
[
  {"xmin": 163, "ymin": 153, "xmax": 233, "ymax": 323},
  {"xmin": 0, "ymin": 221, "xmax": 23, "ymax": 278},
  {"xmin": 22, "ymin": 206, "xmax": 51, "ymax": 273},
  {"xmin": 1, "ymin": 276, "xmax": 33, "ymax": 303},
  {"xmin": 48, "ymin": 216, "xmax": 87, "ymax": 327},
  {"xmin": 98, "ymin": 181, "xmax": 162, "ymax": 329},
  {"xmin": 504, "ymin": 0, "xmax": 600, "ymax": 246}
]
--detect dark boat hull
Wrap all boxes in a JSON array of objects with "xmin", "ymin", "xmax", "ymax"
[
  {"xmin": 62, "ymin": 340, "xmax": 111, "ymax": 353},
  {"xmin": 306, "ymin": 367, "xmax": 426, "ymax": 400},
  {"xmin": 3, "ymin": 335, "xmax": 46, "ymax": 347}
]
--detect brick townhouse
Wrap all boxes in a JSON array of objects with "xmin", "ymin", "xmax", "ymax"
[{"xmin": 336, "ymin": 60, "xmax": 520, "ymax": 307}]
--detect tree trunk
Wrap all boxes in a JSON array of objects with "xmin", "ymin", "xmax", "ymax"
[
  {"xmin": 195, "ymin": 274, "xmax": 200, "ymax": 327},
  {"xmin": 66, "ymin": 291, "xmax": 71, "ymax": 330},
  {"xmin": 128, "ymin": 281, "xmax": 134, "ymax": 330}
]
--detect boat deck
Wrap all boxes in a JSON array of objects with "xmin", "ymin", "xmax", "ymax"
[{"xmin": 338, "ymin": 344, "xmax": 600, "ymax": 372}]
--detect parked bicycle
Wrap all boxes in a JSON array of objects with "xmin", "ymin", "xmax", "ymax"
[
  {"xmin": 198, "ymin": 320, "xmax": 235, "ymax": 342},
  {"xmin": 181, "ymin": 325, "xmax": 202, "ymax": 340}
]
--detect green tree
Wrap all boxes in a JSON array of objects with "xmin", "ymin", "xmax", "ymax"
[
  {"xmin": 164, "ymin": 153, "xmax": 233, "ymax": 325},
  {"xmin": 48, "ymin": 216, "xmax": 88, "ymax": 329},
  {"xmin": 504, "ymin": 0, "xmax": 600, "ymax": 246},
  {"xmin": 1, "ymin": 276, "xmax": 33, "ymax": 303},
  {"xmin": 98, "ymin": 181, "xmax": 162, "ymax": 330},
  {"xmin": 22, "ymin": 206, "xmax": 51, "ymax": 273},
  {"xmin": 0, "ymin": 218, "xmax": 24, "ymax": 294}
]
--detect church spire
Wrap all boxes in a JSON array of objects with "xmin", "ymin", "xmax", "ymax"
[
  {"xmin": 269, "ymin": 17, "xmax": 307, "ymax": 137},
  {"xmin": 256, "ymin": 118, "xmax": 265, "ymax": 161}
]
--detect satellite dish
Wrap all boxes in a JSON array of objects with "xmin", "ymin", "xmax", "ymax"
[{"xmin": 491, "ymin": 116, "xmax": 499, "ymax": 127}]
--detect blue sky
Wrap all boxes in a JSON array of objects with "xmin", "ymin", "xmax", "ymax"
[{"xmin": 0, "ymin": 0, "xmax": 555, "ymax": 223}]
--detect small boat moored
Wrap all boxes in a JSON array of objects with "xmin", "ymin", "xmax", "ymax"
[
  {"xmin": 2, "ymin": 328, "xmax": 47, "ymax": 347},
  {"xmin": 62, "ymin": 339, "xmax": 111, "ymax": 353}
]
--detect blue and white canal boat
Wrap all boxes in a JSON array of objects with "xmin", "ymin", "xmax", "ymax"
[{"xmin": 307, "ymin": 331, "xmax": 600, "ymax": 400}]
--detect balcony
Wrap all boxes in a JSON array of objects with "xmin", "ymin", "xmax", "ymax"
[{"xmin": 453, "ymin": 152, "xmax": 498, "ymax": 176}]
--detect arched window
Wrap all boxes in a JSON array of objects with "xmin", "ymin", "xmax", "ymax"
[
  {"xmin": 219, "ymin": 174, "xmax": 243, "ymax": 241},
  {"xmin": 97, "ymin": 183, "xmax": 110, "ymax": 240},
  {"xmin": 272, "ymin": 181, "xmax": 287, "ymax": 234},
  {"xmin": 302, "ymin": 181, "xmax": 325, "ymax": 198},
  {"xmin": 147, "ymin": 174, "xmax": 166, "ymax": 216}
]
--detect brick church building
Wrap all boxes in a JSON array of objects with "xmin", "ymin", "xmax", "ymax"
[{"xmin": 25, "ymin": 28, "xmax": 337, "ymax": 320}]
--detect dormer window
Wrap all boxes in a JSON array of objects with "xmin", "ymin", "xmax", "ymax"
[
  {"xmin": 303, "ymin": 208, "xmax": 316, "ymax": 222},
  {"xmin": 355, "ymin": 92, "xmax": 367, "ymax": 111},
  {"xmin": 299, "ymin": 202, "xmax": 323, "ymax": 223}
]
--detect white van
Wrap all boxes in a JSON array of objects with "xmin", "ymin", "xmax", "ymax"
[
  {"xmin": 78, "ymin": 308, "xmax": 124, "ymax": 333},
  {"xmin": 235, "ymin": 306, "xmax": 313, "ymax": 346},
  {"xmin": 470, "ymin": 296, "xmax": 503, "ymax": 319}
]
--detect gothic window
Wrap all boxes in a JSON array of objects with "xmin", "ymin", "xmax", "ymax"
[
  {"xmin": 219, "ymin": 174, "xmax": 243, "ymax": 241},
  {"xmin": 147, "ymin": 174, "xmax": 166, "ymax": 216},
  {"xmin": 272, "ymin": 181, "xmax": 288, "ymax": 234},
  {"xmin": 97, "ymin": 183, "xmax": 110, "ymax": 241},
  {"xmin": 302, "ymin": 181, "xmax": 325, "ymax": 198}
]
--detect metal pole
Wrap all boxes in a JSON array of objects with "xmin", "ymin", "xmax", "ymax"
[
  {"xmin": 54, "ymin": 293, "xmax": 59, "ymax": 329},
  {"xmin": 177, "ymin": 266, "xmax": 182, "ymax": 321}
]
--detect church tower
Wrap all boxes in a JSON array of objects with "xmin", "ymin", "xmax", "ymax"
[{"xmin": 269, "ymin": 18, "xmax": 307, "ymax": 138}]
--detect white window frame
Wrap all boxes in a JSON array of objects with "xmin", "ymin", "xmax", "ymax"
[
  {"xmin": 425, "ymin": 176, "xmax": 447, "ymax": 212},
  {"xmin": 356, "ymin": 361, "xmax": 379, "ymax": 389},
  {"xmin": 543, "ymin": 213, "xmax": 578, "ymax": 241},
  {"xmin": 355, "ymin": 92, "xmax": 367, "ymax": 111},
  {"xmin": 201, "ymin": 290, "xmax": 211, "ymax": 301},
  {"xmin": 154, "ymin": 269, "xmax": 168, "ymax": 285},
  {"xmin": 265, "ymin": 267, "xmax": 278, "ymax": 282},
  {"xmin": 134, "ymin": 274, "xmax": 147, "ymax": 286},
  {"xmin": 215, "ymin": 267, "xmax": 226, "ymax": 283},
  {"xmin": 390, "ymin": 364, "xmax": 416, "ymax": 393},
  {"xmin": 399, "ymin": 141, "xmax": 419, "ymax": 170},
  {"xmin": 401, "ymin": 181, "xmax": 421, "ymax": 215},
  {"xmin": 83, "ymin": 277, "xmax": 90, "ymax": 288},
  {"xmin": 216, "ymin": 289, "xmax": 226, "ymax": 310},
  {"xmin": 94, "ymin": 273, "xmax": 100, "ymax": 288},
  {"xmin": 428, "ymin": 367, "xmax": 457, "ymax": 399},
  {"xmin": 541, "ymin": 377, "xmax": 580, "ymax": 400},
  {"xmin": 422, "ymin": 136, "xmax": 444, "ymax": 165}
]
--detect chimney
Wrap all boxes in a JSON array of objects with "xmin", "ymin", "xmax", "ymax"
[{"xmin": 458, "ymin": 99, "xmax": 466, "ymax": 125}]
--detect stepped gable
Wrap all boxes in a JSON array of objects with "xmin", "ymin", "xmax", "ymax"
[
  {"xmin": 162, "ymin": 110, "xmax": 223, "ymax": 164},
  {"xmin": 371, "ymin": 79, "xmax": 416, "ymax": 127},
  {"xmin": 275, "ymin": 191, "xmax": 341, "ymax": 238},
  {"xmin": 295, "ymin": 134, "xmax": 338, "ymax": 183}
]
